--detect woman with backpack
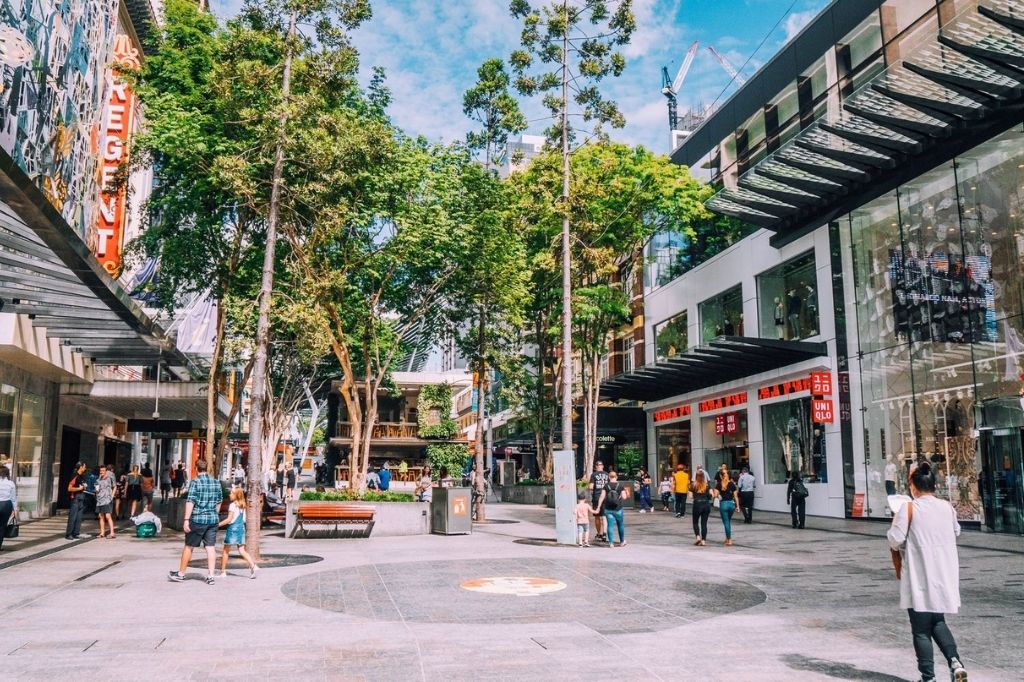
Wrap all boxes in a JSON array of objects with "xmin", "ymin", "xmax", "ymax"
[
  {"xmin": 596, "ymin": 471, "xmax": 629, "ymax": 547},
  {"xmin": 787, "ymin": 470, "xmax": 808, "ymax": 529}
]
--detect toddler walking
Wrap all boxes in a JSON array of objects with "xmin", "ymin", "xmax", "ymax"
[
  {"xmin": 575, "ymin": 491, "xmax": 595, "ymax": 546},
  {"xmin": 659, "ymin": 475, "xmax": 672, "ymax": 511}
]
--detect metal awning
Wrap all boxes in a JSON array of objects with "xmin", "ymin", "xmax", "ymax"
[
  {"xmin": 62, "ymin": 380, "xmax": 232, "ymax": 427},
  {"xmin": 599, "ymin": 337, "xmax": 827, "ymax": 402},
  {"xmin": 706, "ymin": 0, "xmax": 1024, "ymax": 243},
  {"xmin": 0, "ymin": 148, "xmax": 188, "ymax": 368}
]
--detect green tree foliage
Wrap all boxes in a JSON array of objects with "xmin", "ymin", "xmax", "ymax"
[
  {"xmin": 417, "ymin": 384, "xmax": 459, "ymax": 440},
  {"xmin": 463, "ymin": 58, "xmax": 527, "ymax": 169},
  {"xmin": 426, "ymin": 444, "xmax": 470, "ymax": 481}
]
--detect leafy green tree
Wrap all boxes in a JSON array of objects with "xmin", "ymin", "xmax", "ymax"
[
  {"xmin": 463, "ymin": 58, "xmax": 527, "ymax": 170},
  {"xmin": 509, "ymin": 0, "xmax": 635, "ymax": 458}
]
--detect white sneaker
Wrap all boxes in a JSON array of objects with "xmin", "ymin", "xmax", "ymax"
[
  {"xmin": 250, "ymin": 565, "xmax": 259, "ymax": 579},
  {"xmin": 217, "ymin": 572, "xmax": 228, "ymax": 578}
]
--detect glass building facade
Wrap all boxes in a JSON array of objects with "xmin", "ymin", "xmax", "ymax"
[{"xmin": 842, "ymin": 125, "xmax": 1024, "ymax": 532}]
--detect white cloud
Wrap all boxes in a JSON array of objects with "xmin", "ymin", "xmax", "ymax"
[{"xmin": 783, "ymin": 9, "xmax": 819, "ymax": 42}]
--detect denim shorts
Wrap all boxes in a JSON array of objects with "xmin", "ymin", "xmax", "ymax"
[
  {"xmin": 577, "ymin": 523, "xmax": 588, "ymax": 534},
  {"xmin": 185, "ymin": 522, "xmax": 217, "ymax": 548}
]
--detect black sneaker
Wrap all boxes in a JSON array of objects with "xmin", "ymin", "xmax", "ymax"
[
  {"xmin": 205, "ymin": 575, "xmax": 215, "ymax": 585},
  {"xmin": 168, "ymin": 571, "xmax": 184, "ymax": 583}
]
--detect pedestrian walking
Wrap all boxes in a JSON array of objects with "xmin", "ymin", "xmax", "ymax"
[
  {"xmin": 275, "ymin": 462, "xmax": 285, "ymax": 496},
  {"xmin": 690, "ymin": 469, "xmax": 712, "ymax": 546},
  {"xmin": 95, "ymin": 465, "xmax": 116, "ymax": 539},
  {"xmin": 658, "ymin": 474, "xmax": 672, "ymax": 511},
  {"xmin": 125, "ymin": 464, "xmax": 142, "ymax": 517},
  {"xmin": 635, "ymin": 467, "xmax": 653, "ymax": 513},
  {"xmin": 65, "ymin": 462, "xmax": 88, "ymax": 540},
  {"xmin": 168, "ymin": 458, "xmax": 223, "ymax": 585},
  {"xmin": 887, "ymin": 462, "xmax": 968, "ymax": 682},
  {"xmin": 285, "ymin": 461, "xmax": 297, "ymax": 500},
  {"xmin": 217, "ymin": 488, "xmax": 259, "ymax": 579},
  {"xmin": 114, "ymin": 469, "xmax": 128, "ymax": 519},
  {"xmin": 575, "ymin": 491, "xmax": 595, "ymax": 547},
  {"xmin": 160, "ymin": 464, "xmax": 172, "ymax": 503},
  {"xmin": 714, "ymin": 467, "xmax": 738, "ymax": 546},
  {"xmin": 738, "ymin": 466, "xmax": 756, "ymax": 523},
  {"xmin": 140, "ymin": 464, "xmax": 155, "ymax": 511},
  {"xmin": 672, "ymin": 464, "xmax": 689, "ymax": 517},
  {"xmin": 787, "ymin": 470, "xmax": 808, "ymax": 529},
  {"xmin": 0, "ymin": 465, "xmax": 17, "ymax": 551},
  {"xmin": 588, "ymin": 461, "xmax": 609, "ymax": 541},
  {"xmin": 172, "ymin": 462, "xmax": 186, "ymax": 498},
  {"xmin": 597, "ymin": 471, "xmax": 629, "ymax": 547},
  {"xmin": 83, "ymin": 466, "xmax": 98, "ymax": 516}
]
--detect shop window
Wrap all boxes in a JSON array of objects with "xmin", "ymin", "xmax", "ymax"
[
  {"xmin": 701, "ymin": 411, "xmax": 749, "ymax": 473},
  {"xmin": 762, "ymin": 397, "xmax": 826, "ymax": 484},
  {"xmin": 622, "ymin": 336, "xmax": 634, "ymax": 374},
  {"xmin": 0, "ymin": 385, "xmax": 17, "ymax": 479},
  {"xmin": 654, "ymin": 311, "xmax": 688, "ymax": 361},
  {"xmin": 699, "ymin": 285, "xmax": 743, "ymax": 343},
  {"xmin": 655, "ymin": 422, "xmax": 691, "ymax": 481},
  {"xmin": 647, "ymin": 230, "xmax": 687, "ymax": 288},
  {"xmin": 14, "ymin": 392, "xmax": 44, "ymax": 513},
  {"xmin": 757, "ymin": 251, "xmax": 818, "ymax": 340}
]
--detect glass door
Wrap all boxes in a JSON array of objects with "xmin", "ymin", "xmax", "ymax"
[{"xmin": 980, "ymin": 428, "xmax": 1024, "ymax": 535}]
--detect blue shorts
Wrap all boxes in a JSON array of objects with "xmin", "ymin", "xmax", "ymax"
[{"xmin": 577, "ymin": 523, "xmax": 588, "ymax": 534}]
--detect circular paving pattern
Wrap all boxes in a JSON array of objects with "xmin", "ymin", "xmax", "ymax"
[
  {"xmin": 459, "ymin": 576, "xmax": 567, "ymax": 596},
  {"xmin": 281, "ymin": 558, "xmax": 766, "ymax": 633},
  {"xmin": 190, "ymin": 553, "xmax": 322, "ymax": 569}
]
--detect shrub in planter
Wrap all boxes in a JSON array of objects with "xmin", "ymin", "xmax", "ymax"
[{"xmin": 299, "ymin": 490, "xmax": 416, "ymax": 503}]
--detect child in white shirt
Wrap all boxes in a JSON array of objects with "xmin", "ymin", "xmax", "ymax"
[
  {"xmin": 659, "ymin": 476, "xmax": 672, "ymax": 511},
  {"xmin": 575, "ymin": 492, "xmax": 595, "ymax": 546}
]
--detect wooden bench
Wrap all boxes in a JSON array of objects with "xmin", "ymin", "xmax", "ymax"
[{"xmin": 291, "ymin": 503, "xmax": 376, "ymax": 538}]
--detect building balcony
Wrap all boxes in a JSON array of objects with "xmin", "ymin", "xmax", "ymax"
[{"xmin": 332, "ymin": 421, "xmax": 420, "ymax": 443}]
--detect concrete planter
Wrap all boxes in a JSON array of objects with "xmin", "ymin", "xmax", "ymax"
[
  {"xmin": 165, "ymin": 497, "xmax": 187, "ymax": 531},
  {"xmin": 501, "ymin": 485, "xmax": 553, "ymax": 505},
  {"xmin": 285, "ymin": 500, "xmax": 430, "ymax": 538}
]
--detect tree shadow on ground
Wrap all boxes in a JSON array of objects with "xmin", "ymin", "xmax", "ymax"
[{"xmin": 781, "ymin": 654, "xmax": 907, "ymax": 681}]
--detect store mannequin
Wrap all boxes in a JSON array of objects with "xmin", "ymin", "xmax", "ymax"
[
  {"xmin": 723, "ymin": 316, "xmax": 734, "ymax": 336},
  {"xmin": 774, "ymin": 297, "xmax": 785, "ymax": 339},
  {"xmin": 804, "ymin": 283, "xmax": 818, "ymax": 335},
  {"xmin": 787, "ymin": 289, "xmax": 802, "ymax": 340}
]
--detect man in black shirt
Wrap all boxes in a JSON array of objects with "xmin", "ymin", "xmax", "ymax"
[
  {"xmin": 588, "ymin": 461, "xmax": 609, "ymax": 542},
  {"xmin": 65, "ymin": 462, "xmax": 88, "ymax": 540}
]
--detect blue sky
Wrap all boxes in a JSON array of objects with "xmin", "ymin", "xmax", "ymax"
[{"xmin": 208, "ymin": 1, "xmax": 827, "ymax": 155}]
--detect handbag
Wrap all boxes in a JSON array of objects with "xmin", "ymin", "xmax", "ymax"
[
  {"xmin": 890, "ymin": 501, "xmax": 913, "ymax": 579},
  {"xmin": 4, "ymin": 517, "xmax": 18, "ymax": 539}
]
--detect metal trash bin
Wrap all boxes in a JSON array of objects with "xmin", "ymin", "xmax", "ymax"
[{"xmin": 431, "ymin": 486, "xmax": 472, "ymax": 535}]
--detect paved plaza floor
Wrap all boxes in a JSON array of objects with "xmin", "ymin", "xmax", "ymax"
[{"xmin": 1, "ymin": 502, "xmax": 1022, "ymax": 681}]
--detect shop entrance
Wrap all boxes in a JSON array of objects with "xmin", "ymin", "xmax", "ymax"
[{"xmin": 980, "ymin": 428, "xmax": 1024, "ymax": 535}]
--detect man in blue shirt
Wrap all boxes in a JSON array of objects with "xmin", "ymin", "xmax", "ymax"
[
  {"xmin": 379, "ymin": 464, "xmax": 391, "ymax": 491},
  {"xmin": 168, "ymin": 458, "xmax": 222, "ymax": 585}
]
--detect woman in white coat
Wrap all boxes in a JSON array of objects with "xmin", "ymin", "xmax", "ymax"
[{"xmin": 887, "ymin": 461, "xmax": 968, "ymax": 682}]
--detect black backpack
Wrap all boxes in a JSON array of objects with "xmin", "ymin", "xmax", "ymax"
[
  {"xmin": 792, "ymin": 479, "xmax": 809, "ymax": 499},
  {"xmin": 604, "ymin": 483, "xmax": 624, "ymax": 510}
]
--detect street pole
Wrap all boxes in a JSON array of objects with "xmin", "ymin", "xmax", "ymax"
[{"xmin": 554, "ymin": 0, "xmax": 578, "ymax": 546}]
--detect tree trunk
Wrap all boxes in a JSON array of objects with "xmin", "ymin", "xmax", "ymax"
[
  {"xmin": 214, "ymin": 356, "xmax": 255, "ymax": 469},
  {"xmin": 205, "ymin": 297, "xmax": 226, "ymax": 475},
  {"xmin": 582, "ymin": 348, "xmax": 600, "ymax": 477},
  {"xmin": 245, "ymin": 10, "xmax": 296, "ymax": 561},
  {"xmin": 473, "ymin": 305, "xmax": 487, "ymax": 521},
  {"xmin": 355, "ymin": 384, "xmax": 377, "ymax": 494}
]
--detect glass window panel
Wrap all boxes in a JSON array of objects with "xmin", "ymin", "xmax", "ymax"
[
  {"xmin": 839, "ymin": 12, "xmax": 883, "ymax": 72},
  {"xmin": 739, "ymin": 110, "xmax": 766, "ymax": 154},
  {"xmin": 757, "ymin": 250, "xmax": 819, "ymax": 340},
  {"xmin": 0, "ymin": 385, "xmax": 17, "ymax": 477},
  {"xmin": 14, "ymin": 392, "xmax": 44, "ymax": 513},
  {"xmin": 654, "ymin": 311, "xmax": 688, "ymax": 361},
  {"xmin": 701, "ymin": 411, "xmax": 749, "ymax": 473},
  {"xmin": 655, "ymin": 422, "xmax": 691, "ymax": 481},
  {"xmin": 698, "ymin": 285, "xmax": 744, "ymax": 343},
  {"xmin": 849, "ymin": 192, "xmax": 904, "ymax": 355},
  {"xmin": 761, "ymin": 397, "xmax": 826, "ymax": 484}
]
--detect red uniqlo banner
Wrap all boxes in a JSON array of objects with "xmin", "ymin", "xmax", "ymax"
[
  {"xmin": 810, "ymin": 371, "xmax": 833, "ymax": 395},
  {"xmin": 715, "ymin": 415, "xmax": 726, "ymax": 435},
  {"xmin": 725, "ymin": 412, "xmax": 738, "ymax": 434},
  {"xmin": 812, "ymin": 399, "xmax": 835, "ymax": 423}
]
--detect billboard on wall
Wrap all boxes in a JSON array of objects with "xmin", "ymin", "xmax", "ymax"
[
  {"xmin": 0, "ymin": 1, "xmax": 120, "ymax": 235},
  {"xmin": 94, "ymin": 34, "xmax": 140, "ymax": 275}
]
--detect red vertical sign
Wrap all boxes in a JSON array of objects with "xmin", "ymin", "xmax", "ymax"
[{"xmin": 810, "ymin": 371, "xmax": 833, "ymax": 396}]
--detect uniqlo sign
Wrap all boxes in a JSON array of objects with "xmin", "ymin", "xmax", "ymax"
[
  {"xmin": 812, "ymin": 399, "xmax": 835, "ymax": 423},
  {"xmin": 810, "ymin": 371, "xmax": 833, "ymax": 396},
  {"xmin": 714, "ymin": 415, "xmax": 726, "ymax": 435},
  {"xmin": 725, "ymin": 412, "xmax": 738, "ymax": 434}
]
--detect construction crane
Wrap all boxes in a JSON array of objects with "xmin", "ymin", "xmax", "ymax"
[
  {"xmin": 661, "ymin": 40, "xmax": 699, "ymax": 132},
  {"xmin": 707, "ymin": 45, "xmax": 747, "ymax": 86}
]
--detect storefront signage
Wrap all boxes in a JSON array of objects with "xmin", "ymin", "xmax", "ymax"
[
  {"xmin": 810, "ymin": 371, "xmax": 833, "ymax": 396},
  {"xmin": 700, "ymin": 392, "xmax": 747, "ymax": 413},
  {"xmin": 812, "ymin": 399, "xmax": 835, "ymax": 423},
  {"xmin": 714, "ymin": 412, "xmax": 741, "ymax": 435},
  {"xmin": 758, "ymin": 378, "xmax": 811, "ymax": 400},
  {"xmin": 94, "ymin": 34, "xmax": 140, "ymax": 276},
  {"xmin": 852, "ymin": 492, "xmax": 865, "ymax": 517},
  {"xmin": 653, "ymin": 404, "xmax": 691, "ymax": 422}
]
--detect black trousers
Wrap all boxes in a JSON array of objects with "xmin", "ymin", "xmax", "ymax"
[
  {"xmin": 0, "ymin": 500, "xmax": 13, "ymax": 549},
  {"xmin": 691, "ymin": 501, "xmax": 710, "ymax": 540},
  {"xmin": 908, "ymin": 609, "xmax": 959, "ymax": 680},
  {"xmin": 674, "ymin": 492, "xmax": 687, "ymax": 516},
  {"xmin": 789, "ymin": 497, "xmax": 805, "ymax": 528},
  {"xmin": 66, "ymin": 496, "xmax": 84, "ymax": 538},
  {"xmin": 739, "ymin": 490, "xmax": 754, "ymax": 523}
]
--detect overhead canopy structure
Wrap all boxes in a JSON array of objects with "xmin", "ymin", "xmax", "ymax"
[
  {"xmin": 62, "ymin": 381, "xmax": 232, "ymax": 427},
  {"xmin": 600, "ymin": 337, "xmax": 827, "ymax": 402},
  {"xmin": 706, "ymin": 0, "xmax": 1024, "ymax": 245},
  {"xmin": 0, "ymin": 148, "xmax": 189, "ymax": 369}
]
